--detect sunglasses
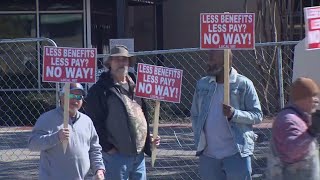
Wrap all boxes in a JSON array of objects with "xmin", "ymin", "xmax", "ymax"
[{"xmin": 69, "ymin": 94, "xmax": 83, "ymax": 100}]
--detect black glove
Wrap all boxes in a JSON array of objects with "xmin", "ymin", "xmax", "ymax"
[{"xmin": 308, "ymin": 110, "xmax": 320, "ymax": 137}]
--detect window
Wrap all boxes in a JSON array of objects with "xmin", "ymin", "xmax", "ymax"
[
  {"xmin": 39, "ymin": 0, "xmax": 83, "ymax": 11},
  {"xmin": 303, "ymin": 0, "xmax": 320, "ymax": 7},
  {"xmin": 0, "ymin": 0, "xmax": 85, "ymax": 82},
  {"xmin": 0, "ymin": 15, "xmax": 36, "ymax": 38},
  {"xmin": 40, "ymin": 14, "xmax": 83, "ymax": 47},
  {"xmin": 0, "ymin": 0, "xmax": 36, "ymax": 11}
]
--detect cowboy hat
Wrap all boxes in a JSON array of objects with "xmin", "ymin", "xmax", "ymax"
[
  {"xmin": 103, "ymin": 45, "xmax": 135, "ymax": 66},
  {"xmin": 110, "ymin": 45, "xmax": 133, "ymax": 57}
]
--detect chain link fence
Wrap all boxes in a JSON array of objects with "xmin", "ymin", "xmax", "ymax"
[
  {"xmin": 0, "ymin": 38, "xmax": 58, "ymax": 179},
  {"xmin": 0, "ymin": 38, "xmax": 298, "ymax": 179}
]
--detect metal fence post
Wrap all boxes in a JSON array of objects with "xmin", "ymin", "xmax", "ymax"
[
  {"xmin": 277, "ymin": 45, "xmax": 285, "ymax": 109},
  {"xmin": 43, "ymin": 39, "xmax": 60, "ymax": 108}
]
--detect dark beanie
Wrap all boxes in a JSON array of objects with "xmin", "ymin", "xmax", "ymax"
[{"xmin": 290, "ymin": 77, "xmax": 319, "ymax": 102}]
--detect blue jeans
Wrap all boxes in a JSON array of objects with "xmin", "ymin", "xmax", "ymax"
[
  {"xmin": 102, "ymin": 151, "xmax": 146, "ymax": 180},
  {"xmin": 199, "ymin": 153, "xmax": 252, "ymax": 180}
]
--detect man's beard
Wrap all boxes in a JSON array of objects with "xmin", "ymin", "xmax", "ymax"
[
  {"xmin": 114, "ymin": 66, "xmax": 128, "ymax": 76},
  {"xmin": 207, "ymin": 65, "xmax": 223, "ymax": 76},
  {"xmin": 68, "ymin": 106, "xmax": 79, "ymax": 116}
]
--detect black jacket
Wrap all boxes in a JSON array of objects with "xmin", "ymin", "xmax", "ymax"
[{"xmin": 83, "ymin": 71, "xmax": 152, "ymax": 156}]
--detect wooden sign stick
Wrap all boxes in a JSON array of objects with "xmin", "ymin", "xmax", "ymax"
[
  {"xmin": 224, "ymin": 49, "xmax": 230, "ymax": 105},
  {"xmin": 62, "ymin": 83, "xmax": 70, "ymax": 153},
  {"xmin": 151, "ymin": 100, "xmax": 161, "ymax": 167}
]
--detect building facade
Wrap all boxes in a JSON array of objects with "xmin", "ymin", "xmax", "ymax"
[
  {"xmin": 1, "ymin": 0, "xmax": 319, "ymax": 52},
  {"xmin": 0, "ymin": 0, "xmax": 164, "ymax": 73},
  {"xmin": 162, "ymin": 0, "xmax": 320, "ymax": 49},
  {"xmin": 0, "ymin": 0, "xmax": 163, "ymax": 50}
]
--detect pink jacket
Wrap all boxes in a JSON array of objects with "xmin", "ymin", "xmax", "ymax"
[{"xmin": 272, "ymin": 105, "xmax": 316, "ymax": 164}]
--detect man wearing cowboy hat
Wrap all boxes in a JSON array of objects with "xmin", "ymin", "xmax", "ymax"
[{"xmin": 84, "ymin": 45, "xmax": 160, "ymax": 180}]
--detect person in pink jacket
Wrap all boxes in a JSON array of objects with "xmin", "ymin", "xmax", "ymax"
[{"xmin": 268, "ymin": 77, "xmax": 320, "ymax": 180}]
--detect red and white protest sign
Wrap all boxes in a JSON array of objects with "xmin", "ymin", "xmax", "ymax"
[
  {"xmin": 200, "ymin": 13, "xmax": 255, "ymax": 49},
  {"xmin": 43, "ymin": 46, "xmax": 97, "ymax": 83},
  {"xmin": 135, "ymin": 63, "xmax": 183, "ymax": 103},
  {"xmin": 304, "ymin": 6, "xmax": 320, "ymax": 50}
]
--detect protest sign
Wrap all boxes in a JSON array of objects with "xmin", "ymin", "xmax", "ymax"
[
  {"xmin": 135, "ymin": 63, "xmax": 183, "ymax": 103},
  {"xmin": 200, "ymin": 13, "xmax": 255, "ymax": 49},
  {"xmin": 135, "ymin": 63, "xmax": 183, "ymax": 167},
  {"xmin": 304, "ymin": 6, "xmax": 320, "ymax": 50},
  {"xmin": 43, "ymin": 46, "xmax": 97, "ymax": 83}
]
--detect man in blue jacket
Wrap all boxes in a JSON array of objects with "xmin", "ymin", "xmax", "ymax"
[{"xmin": 191, "ymin": 50, "xmax": 263, "ymax": 180}]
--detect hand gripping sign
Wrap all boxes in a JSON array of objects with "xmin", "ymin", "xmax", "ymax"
[
  {"xmin": 135, "ymin": 63, "xmax": 183, "ymax": 167},
  {"xmin": 200, "ymin": 12, "xmax": 255, "ymax": 105},
  {"xmin": 43, "ymin": 46, "xmax": 97, "ymax": 153}
]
